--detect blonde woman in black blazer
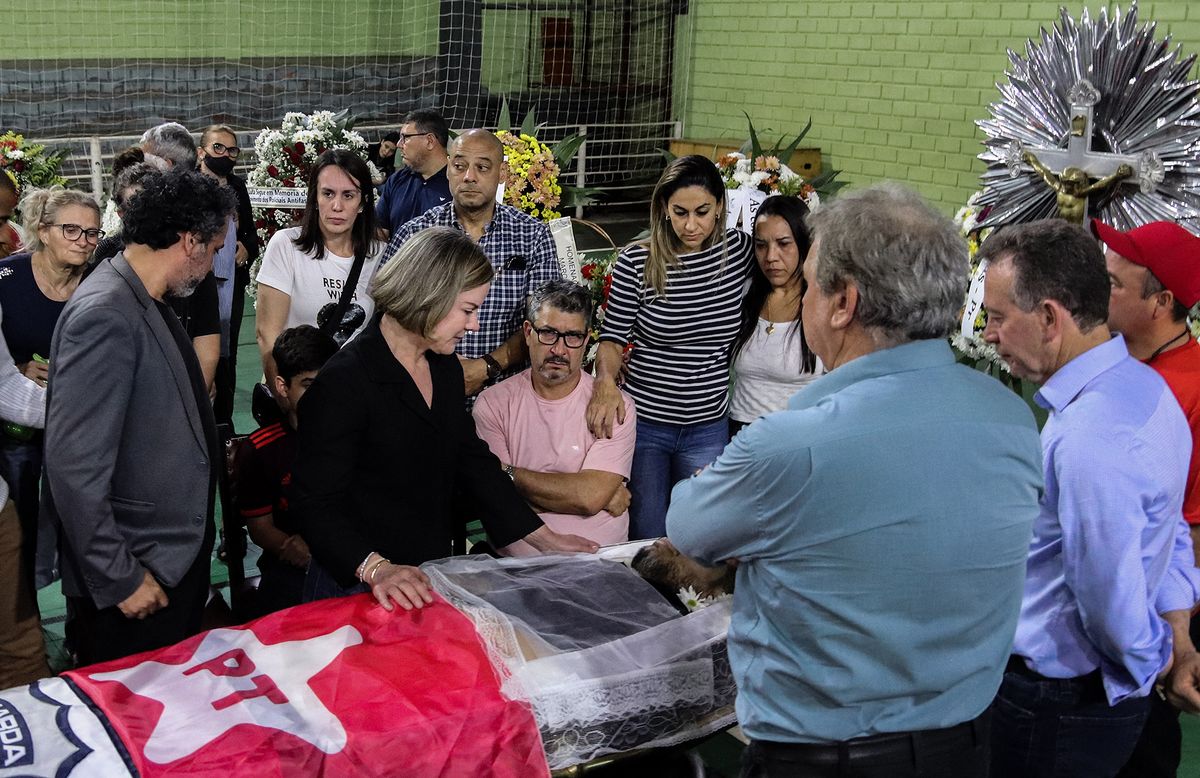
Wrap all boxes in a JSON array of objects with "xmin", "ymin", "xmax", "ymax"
[{"xmin": 292, "ymin": 227, "xmax": 598, "ymax": 611}]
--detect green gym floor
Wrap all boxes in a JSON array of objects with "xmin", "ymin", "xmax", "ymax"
[{"xmin": 32, "ymin": 296, "xmax": 1200, "ymax": 775}]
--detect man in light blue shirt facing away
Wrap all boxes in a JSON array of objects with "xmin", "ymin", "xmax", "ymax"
[
  {"xmin": 668, "ymin": 184, "xmax": 1043, "ymax": 778},
  {"xmin": 980, "ymin": 219, "xmax": 1200, "ymax": 778}
]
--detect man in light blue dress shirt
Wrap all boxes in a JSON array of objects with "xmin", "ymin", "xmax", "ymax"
[
  {"xmin": 980, "ymin": 219, "xmax": 1200, "ymax": 778},
  {"xmin": 668, "ymin": 184, "xmax": 1044, "ymax": 778}
]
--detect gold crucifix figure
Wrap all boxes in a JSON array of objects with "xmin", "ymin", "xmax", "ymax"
[{"xmin": 1022, "ymin": 149, "xmax": 1133, "ymax": 225}]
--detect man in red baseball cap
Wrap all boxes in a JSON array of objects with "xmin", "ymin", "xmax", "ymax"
[{"xmin": 1092, "ymin": 217, "xmax": 1200, "ymax": 778}]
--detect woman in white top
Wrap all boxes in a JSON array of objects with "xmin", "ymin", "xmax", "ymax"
[
  {"xmin": 256, "ymin": 149, "xmax": 384, "ymax": 388},
  {"xmin": 728, "ymin": 195, "xmax": 822, "ymax": 437}
]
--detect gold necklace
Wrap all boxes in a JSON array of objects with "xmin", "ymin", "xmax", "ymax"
[{"xmin": 764, "ymin": 291, "xmax": 794, "ymax": 335}]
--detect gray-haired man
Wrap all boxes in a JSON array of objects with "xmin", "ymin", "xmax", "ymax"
[
  {"xmin": 668, "ymin": 184, "xmax": 1043, "ymax": 778},
  {"xmin": 474, "ymin": 280, "xmax": 635, "ymax": 553}
]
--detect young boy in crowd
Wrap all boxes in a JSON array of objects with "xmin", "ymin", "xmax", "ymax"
[{"xmin": 237, "ymin": 325, "xmax": 337, "ymax": 616}]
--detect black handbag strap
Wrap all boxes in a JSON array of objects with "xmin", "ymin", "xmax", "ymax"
[{"xmin": 320, "ymin": 250, "xmax": 367, "ymax": 337}]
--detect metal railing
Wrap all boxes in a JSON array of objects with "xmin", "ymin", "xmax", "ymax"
[{"xmin": 27, "ymin": 120, "xmax": 681, "ymax": 214}]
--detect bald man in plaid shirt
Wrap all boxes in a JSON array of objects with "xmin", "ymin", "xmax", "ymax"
[{"xmin": 382, "ymin": 129, "xmax": 560, "ymax": 398}]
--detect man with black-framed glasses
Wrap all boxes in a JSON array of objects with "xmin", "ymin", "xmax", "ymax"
[
  {"xmin": 375, "ymin": 108, "xmax": 451, "ymax": 237},
  {"xmin": 474, "ymin": 280, "xmax": 636, "ymax": 554}
]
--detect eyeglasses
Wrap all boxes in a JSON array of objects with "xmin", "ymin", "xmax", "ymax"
[
  {"xmin": 208, "ymin": 141, "xmax": 241, "ymax": 159},
  {"xmin": 399, "ymin": 132, "xmax": 431, "ymax": 144},
  {"xmin": 532, "ymin": 326, "xmax": 587, "ymax": 349},
  {"xmin": 51, "ymin": 223, "xmax": 105, "ymax": 244}
]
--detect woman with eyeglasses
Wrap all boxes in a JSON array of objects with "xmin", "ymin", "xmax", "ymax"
[
  {"xmin": 256, "ymin": 149, "xmax": 384, "ymax": 391},
  {"xmin": 0, "ymin": 186, "xmax": 102, "ymax": 595},
  {"xmin": 197, "ymin": 124, "xmax": 259, "ymax": 426}
]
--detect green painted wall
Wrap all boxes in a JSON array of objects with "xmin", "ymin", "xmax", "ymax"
[
  {"xmin": 483, "ymin": 10, "xmax": 532, "ymax": 94},
  {"xmin": 681, "ymin": 1, "xmax": 1200, "ymax": 213},
  {"xmin": 5, "ymin": 0, "xmax": 439, "ymax": 58}
]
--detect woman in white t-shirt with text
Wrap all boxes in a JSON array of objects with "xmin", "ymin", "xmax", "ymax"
[
  {"xmin": 728, "ymin": 195, "xmax": 822, "ymax": 438},
  {"xmin": 256, "ymin": 149, "xmax": 384, "ymax": 388}
]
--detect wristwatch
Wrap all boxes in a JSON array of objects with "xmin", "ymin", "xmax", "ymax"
[
  {"xmin": 503, "ymin": 463, "xmax": 516, "ymax": 481},
  {"xmin": 481, "ymin": 353, "xmax": 502, "ymax": 380}
]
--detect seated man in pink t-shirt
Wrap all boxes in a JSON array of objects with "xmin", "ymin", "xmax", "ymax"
[{"xmin": 474, "ymin": 280, "xmax": 636, "ymax": 555}]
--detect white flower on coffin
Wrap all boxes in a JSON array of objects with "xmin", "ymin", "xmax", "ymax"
[
  {"xmin": 677, "ymin": 586, "xmax": 708, "ymax": 612},
  {"xmin": 676, "ymin": 586, "xmax": 732, "ymax": 613}
]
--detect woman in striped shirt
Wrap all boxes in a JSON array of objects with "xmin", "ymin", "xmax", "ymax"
[{"xmin": 586, "ymin": 155, "xmax": 754, "ymax": 539}]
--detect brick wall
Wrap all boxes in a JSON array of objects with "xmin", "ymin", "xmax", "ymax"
[{"xmin": 682, "ymin": 2, "xmax": 1200, "ymax": 213}]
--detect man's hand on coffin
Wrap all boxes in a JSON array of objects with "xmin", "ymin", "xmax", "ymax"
[
  {"xmin": 371, "ymin": 563, "xmax": 435, "ymax": 612},
  {"xmin": 1161, "ymin": 609, "xmax": 1200, "ymax": 712},
  {"xmin": 523, "ymin": 524, "xmax": 601, "ymax": 554},
  {"xmin": 604, "ymin": 485, "xmax": 632, "ymax": 516},
  {"xmin": 1164, "ymin": 649, "xmax": 1200, "ymax": 713},
  {"xmin": 118, "ymin": 569, "xmax": 169, "ymax": 619}
]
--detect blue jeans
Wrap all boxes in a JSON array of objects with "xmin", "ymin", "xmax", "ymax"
[
  {"xmin": 990, "ymin": 668, "xmax": 1151, "ymax": 778},
  {"xmin": 0, "ymin": 438, "xmax": 58, "ymax": 589},
  {"xmin": 628, "ymin": 417, "xmax": 728, "ymax": 540},
  {"xmin": 302, "ymin": 559, "xmax": 368, "ymax": 603}
]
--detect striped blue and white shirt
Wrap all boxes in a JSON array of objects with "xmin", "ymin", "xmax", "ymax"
[{"xmin": 599, "ymin": 229, "xmax": 753, "ymax": 425}]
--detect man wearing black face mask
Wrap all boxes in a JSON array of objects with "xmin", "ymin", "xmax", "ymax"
[{"xmin": 198, "ymin": 124, "xmax": 260, "ymax": 427}]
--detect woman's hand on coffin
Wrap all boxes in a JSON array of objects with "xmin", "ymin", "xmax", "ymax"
[{"xmin": 371, "ymin": 563, "xmax": 435, "ymax": 612}]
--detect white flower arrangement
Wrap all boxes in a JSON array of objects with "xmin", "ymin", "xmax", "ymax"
[
  {"xmin": 952, "ymin": 191, "xmax": 1009, "ymax": 371},
  {"xmin": 717, "ymin": 151, "xmax": 820, "ymax": 211},
  {"xmin": 246, "ymin": 110, "xmax": 376, "ymax": 299}
]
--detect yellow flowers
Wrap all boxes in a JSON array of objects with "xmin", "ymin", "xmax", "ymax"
[{"xmin": 496, "ymin": 130, "xmax": 562, "ymax": 221}]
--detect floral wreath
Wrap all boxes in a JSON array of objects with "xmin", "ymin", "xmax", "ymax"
[
  {"xmin": 950, "ymin": 192, "xmax": 1006, "ymax": 369},
  {"xmin": 247, "ymin": 110, "xmax": 378, "ymax": 249},
  {"xmin": 717, "ymin": 151, "xmax": 819, "ymax": 209},
  {"xmin": 0, "ymin": 132, "xmax": 68, "ymax": 194}
]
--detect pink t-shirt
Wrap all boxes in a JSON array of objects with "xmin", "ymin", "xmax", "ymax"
[{"xmin": 473, "ymin": 369, "xmax": 636, "ymax": 555}]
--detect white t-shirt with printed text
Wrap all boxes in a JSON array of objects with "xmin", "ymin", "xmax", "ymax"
[{"xmin": 256, "ymin": 226, "xmax": 382, "ymax": 347}]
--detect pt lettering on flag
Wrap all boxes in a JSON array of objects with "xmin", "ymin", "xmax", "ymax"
[{"xmin": 64, "ymin": 594, "xmax": 549, "ymax": 777}]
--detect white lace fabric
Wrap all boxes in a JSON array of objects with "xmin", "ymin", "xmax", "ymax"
[{"xmin": 421, "ymin": 554, "xmax": 736, "ymax": 770}]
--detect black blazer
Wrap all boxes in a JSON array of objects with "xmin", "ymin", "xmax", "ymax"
[
  {"xmin": 43, "ymin": 256, "xmax": 216, "ymax": 608},
  {"xmin": 291, "ymin": 318, "xmax": 542, "ymax": 586}
]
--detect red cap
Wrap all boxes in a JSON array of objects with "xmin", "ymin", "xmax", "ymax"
[{"xmin": 1091, "ymin": 219, "xmax": 1200, "ymax": 307}]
